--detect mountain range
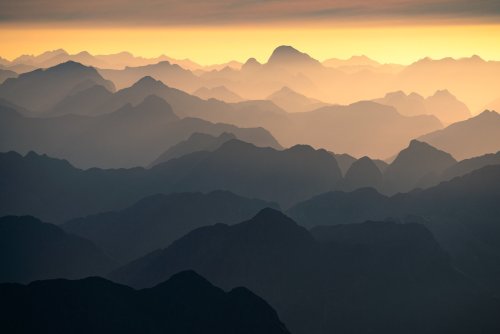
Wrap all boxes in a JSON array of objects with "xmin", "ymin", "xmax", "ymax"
[
  {"xmin": 110, "ymin": 208, "xmax": 500, "ymax": 334},
  {"xmin": 288, "ymin": 165, "xmax": 500, "ymax": 295},
  {"xmin": 0, "ymin": 94, "xmax": 280, "ymax": 168},
  {"xmin": 0, "ymin": 270, "xmax": 289, "ymax": 334},
  {"xmin": 63, "ymin": 191, "xmax": 277, "ymax": 263}
]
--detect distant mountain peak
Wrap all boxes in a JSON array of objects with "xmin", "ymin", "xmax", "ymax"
[
  {"xmin": 476, "ymin": 109, "xmax": 500, "ymax": 119},
  {"xmin": 153, "ymin": 270, "xmax": 213, "ymax": 291},
  {"xmin": 408, "ymin": 139, "xmax": 436, "ymax": 150},
  {"xmin": 252, "ymin": 207, "xmax": 288, "ymax": 220},
  {"xmin": 242, "ymin": 57, "xmax": 262, "ymax": 71},
  {"xmin": 132, "ymin": 76, "xmax": 166, "ymax": 89},
  {"xmin": 267, "ymin": 45, "xmax": 319, "ymax": 66},
  {"xmin": 385, "ymin": 90, "xmax": 407, "ymax": 98},
  {"xmin": 51, "ymin": 60, "xmax": 91, "ymax": 71}
]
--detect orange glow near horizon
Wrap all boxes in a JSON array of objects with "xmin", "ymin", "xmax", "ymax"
[{"xmin": 1, "ymin": 24, "xmax": 500, "ymax": 65}]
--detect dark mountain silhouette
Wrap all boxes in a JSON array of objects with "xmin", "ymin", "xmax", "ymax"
[
  {"xmin": 419, "ymin": 110, "xmax": 500, "ymax": 160},
  {"xmin": 331, "ymin": 153, "xmax": 389, "ymax": 176},
  {"xmin": 0, "ymin": 270, "xmax": 290, "ymax": 334},
  {"xmin": 374, "ymin": 90, "xmax": 470, "ymax": 124},
  {"xmin": 0, "ymin": 61, "xmax": 115, "ymax": 112},
  {"xmin": 267, "ymin": 86, "xmax": 327, "ymax": 113},
  {"xmin": 193, "ymin": 86, "xmax": 243, "ymax": 103},
  {"xmin": 442, "ymin": 151, "xmax": 500, "ymax": 180},
  {"xmin": 150, "ymin": 132, "xmax": 236, "ymax": 167},
  {"xmin": 111, "ymin": 208, "xmax": 500, "ymax": 334},
  {"xmin": 383, "ymin": 140, "xmax": 457, "ymax": 194},
  {"xmin": 0, "ymin": 96, "xmax": 280, "ymax": 168},
  {"xmin": 341, "ymin": 156, "xmax": 384, "ymax": 191},
  {"xmin": 0, "ymin": 141, "xmax": 340, "ymax": 221},
  {"xmin": 287, "ymin": 187, "xmax": 391, "ymax": 227},
  {"xmin": 0, "ymin": 216, "xmax": 114, "ymax": 283},
  {"xmin": 266, "ymin": 45, "xmax": 321, "ymax": 69},
  {"xmin": 63, "ymin": 191, "xmax": 277, "ymax": 263},
  {"xmin": 288, "ymin": 165, "xmax": 500, "ymax": 295},
  {"xmin": 158, "ymin": 139, "xmax": 343, "ymax": 207}
]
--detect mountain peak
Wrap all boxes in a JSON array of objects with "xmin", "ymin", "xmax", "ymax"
[
  {"xmin": 132, "ymin": 76, "xmax": 166, "ymax": 90},
  {"xmin": 476, "ymin": 110, "xmax": 500, "ymax": 120},
  {"xmin": 242, "ymin": 58, "xmax": 262, "ymax": 71},
  {"xmin": 153, "ymin": 270, "xmax": 213, "ymax": 291},
  {"xmin": 267, "ymin": 45, "xmax": 319, "ymax": 66}
]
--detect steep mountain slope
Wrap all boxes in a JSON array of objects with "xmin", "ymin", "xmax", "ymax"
[
  {"xmin": 419, "ymin": 110, "xmax": 500, "ymax": 160},
  {"xmin": 383, "ymin": 140, "xmax": 457, "ymax": 194}
]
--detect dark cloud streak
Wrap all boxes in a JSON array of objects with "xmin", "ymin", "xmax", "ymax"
[{"xmin": 0, "ymin": 0, "xmax": 499, "ymax": 25}]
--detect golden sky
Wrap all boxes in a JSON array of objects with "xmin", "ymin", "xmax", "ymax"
[
  {"xmin": 1, "ymin": 24, "xmax": 500, "ymax": 65},
  {"xmin": 1, "ymin": 0, "xmax": 500, "ymax": 64}
]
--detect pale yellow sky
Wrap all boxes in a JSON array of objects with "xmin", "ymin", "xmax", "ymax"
[{"xmin": 1, "ymin": 24, "xmax": 500, "ymax": 65}]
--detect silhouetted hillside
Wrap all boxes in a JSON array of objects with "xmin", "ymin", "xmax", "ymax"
[
  {"xmin": 64, "ymin": 191, "xmax": 277, "ymax": 263},
  {"xmin": 0, "ymin": 216, "xmax": 114, "ymax": 283},
  {"xmin": 442, "ymin": 151, "xmax": 500, "ymax": 180},
  {"xmin": 150, "ymin": 132, "xmax": 236, "ymax": 166},
  {"xmin": 383, "ymin": 140, "xmax": 457, "ymax": 194},
  {"xmin": 0, "ymin": 61, "xmax": 115, "ymax": 112},
  {"xmin": 0, "ymin": 271, "xmax": 290, "ymax": 334},
  {"xmin": 341, "ymin": 156, "xmax": 383, "ymax": 191},
  {"xmin": 419, "ymin": 110, "xmax": 500, "ymax": 160},
  {"xmin": 159, "ymin": 140, "xmax": 343, "ymax": 207},
  {"xmin": 288, "ymin": 165, "xmax": 500, "ymax": 295},
  {"xmin": 111, "ymin": 209, "xmax": 500, "ymax": 334}
]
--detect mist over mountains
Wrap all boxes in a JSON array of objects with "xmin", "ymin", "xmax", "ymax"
[{"xmin": 1, "ymin": 44, "xmax": 500, "ymax": 334}]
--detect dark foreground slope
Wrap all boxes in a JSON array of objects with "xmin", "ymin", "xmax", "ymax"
[
  {"xmin": 0, "ymin": 271, "xmax": 290, "ymax": 334},
  {"xmin": 111, "ymin": 209, "xmax": 500, "ymax": 334},
  {"xmin": 0, "ymin": 216, "xmax": 114, "ymax": 283}
]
